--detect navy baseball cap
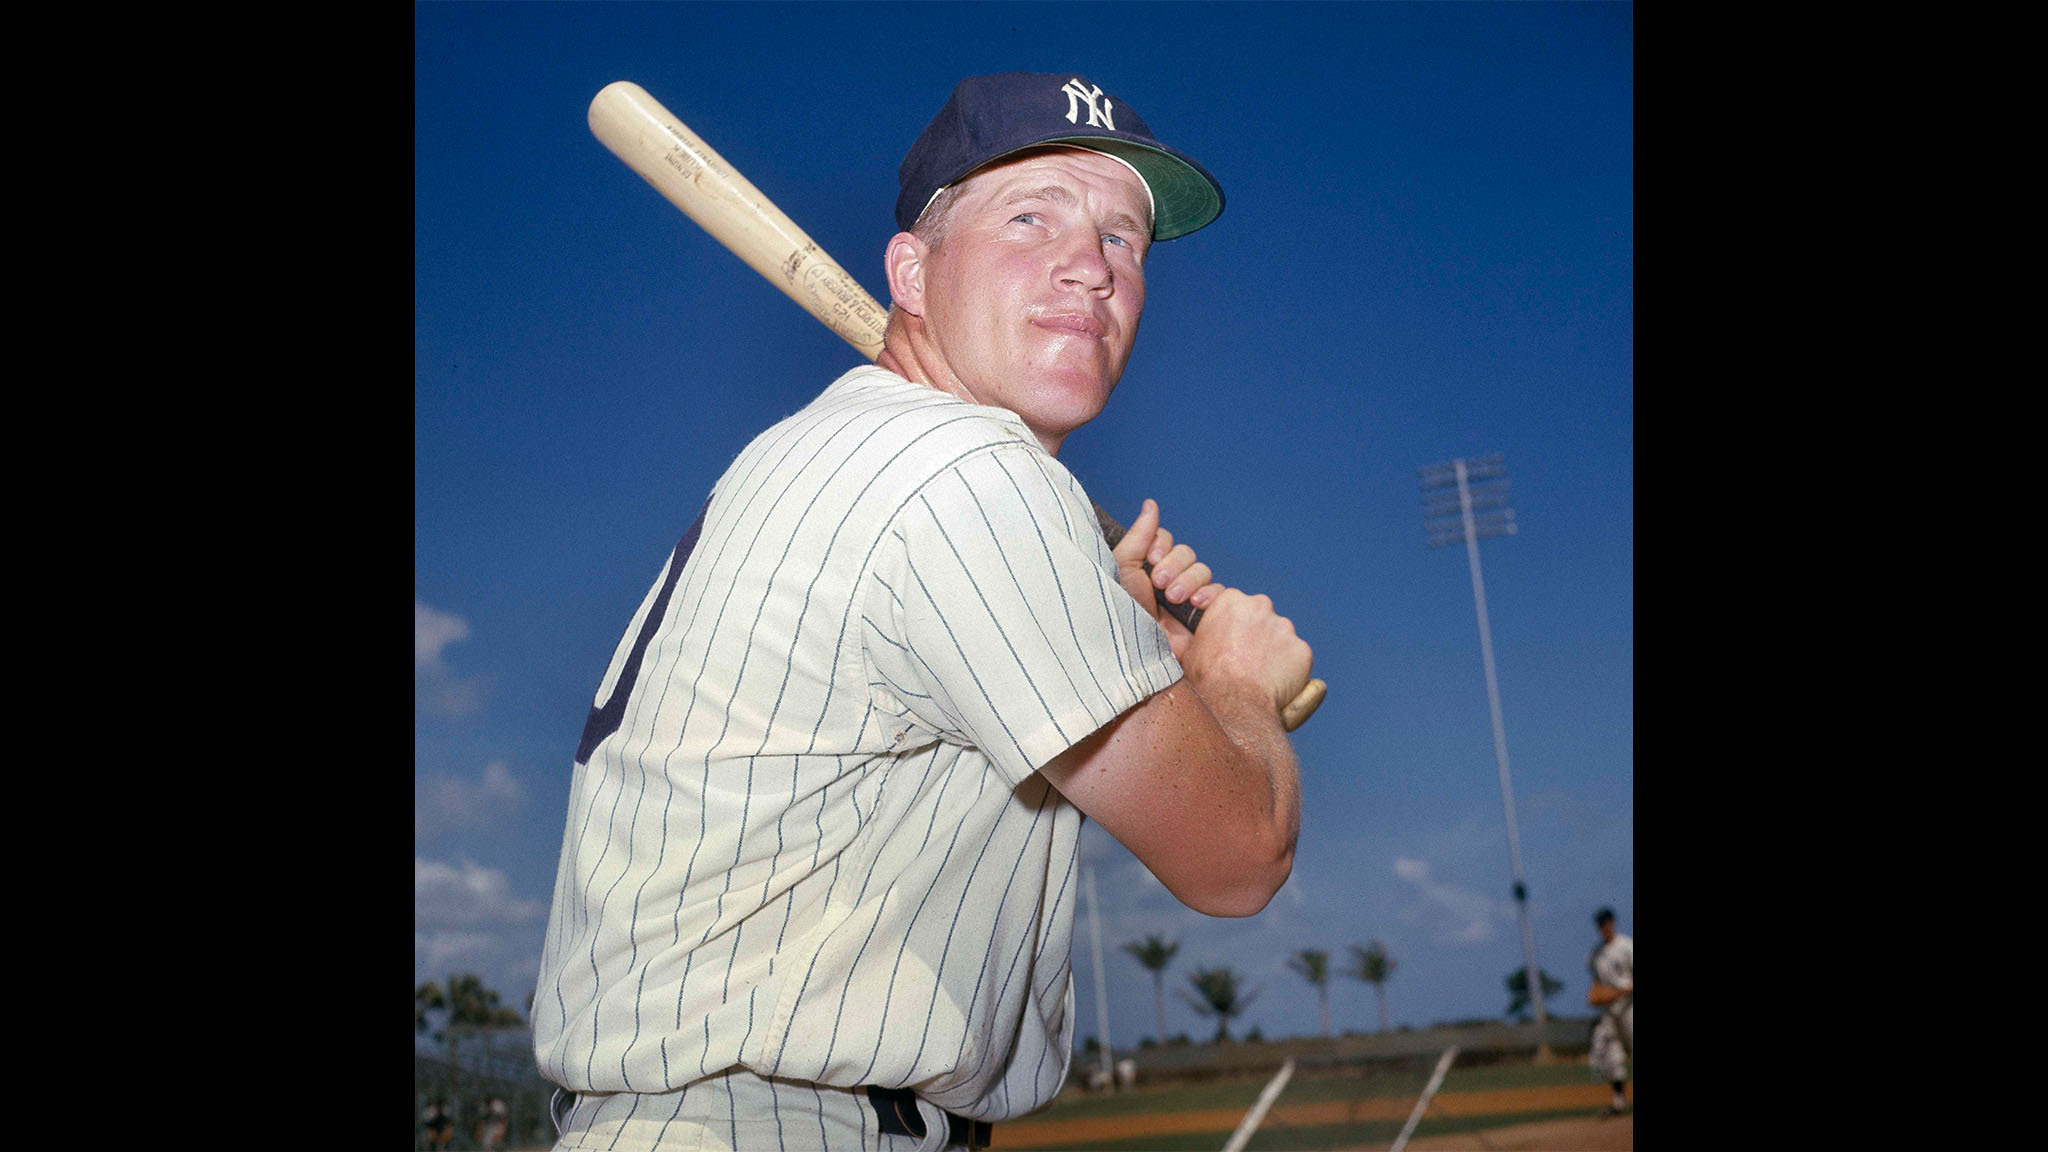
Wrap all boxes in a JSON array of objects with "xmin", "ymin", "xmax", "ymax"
[{"xmin": 896, "ymin": 72, "xmax": 1225, "ymax": 242}]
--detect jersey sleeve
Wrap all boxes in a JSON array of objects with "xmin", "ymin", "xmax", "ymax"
[{"xmin": 861, "ymin": 444, "xmax": 1184, "ymax": 785}]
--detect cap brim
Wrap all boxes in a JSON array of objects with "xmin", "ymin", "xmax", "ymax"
[
  {"xmin": 1045, "ymin": 136, "xmax": 1224, "ymax": 242},
  {"xmin": 935, "ymin": 132, "xmax": 1224, "ymax": 242}
]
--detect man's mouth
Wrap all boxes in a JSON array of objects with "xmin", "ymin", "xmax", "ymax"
[{"xmin": 1032, "ymin": 312, "xmax": 1107, "ymax": 339}]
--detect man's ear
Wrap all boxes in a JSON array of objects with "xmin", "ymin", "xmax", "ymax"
[{"xmin": 884, "ymin": 232, "xmax": 927, "ymax": 317}]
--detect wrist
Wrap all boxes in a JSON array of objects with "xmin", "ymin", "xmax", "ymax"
[{"xmin": 1186, "ymin": 667, "xmax": 1287, "ymax": 732}]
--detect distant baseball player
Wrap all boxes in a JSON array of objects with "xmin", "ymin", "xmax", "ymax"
[
  {"xmin": 1587, "ymin": 906, "xmax": 1633, "ymax": 1114},
  {"xmin": 532, "ymin": 72, "xmax": 1313, "ymax": 1151},
  {"xmin": 422, "ymin": 1099, "xmax": 453, "ymax": 1150}
]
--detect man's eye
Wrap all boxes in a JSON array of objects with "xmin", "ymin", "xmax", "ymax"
[
  {"xmin": 1011, "ymin": 213, "xmax": 1042, "ymax": 226},
  {"xmin": 1103, "ymin": 233, "xmax": 1131, "ymax": 249}
]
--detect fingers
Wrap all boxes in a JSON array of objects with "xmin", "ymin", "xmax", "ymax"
[
  {"xmin": 1109, "ymin": 501, "xmax": 1218, "ymax": 660},
  {"xmin": 1144, "ymin": 521, "xmax": 1172, "ymax": 566},
  {"xmin": 1120, "ymin": 500, "xmax": 1213, "ymax": 607},
  {"xmin": 1152, "ymin": 551, "xmax": 1212, "ymax": 606}
]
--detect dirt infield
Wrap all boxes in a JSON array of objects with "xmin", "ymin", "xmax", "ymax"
[
  {"xmin": 1390, "ymin": 1112, "xmax": 1632, "ymax": 1150},
  {"xmin": 990, "ymin": 1082, "xmax": 1631, "ymax": 1150}
]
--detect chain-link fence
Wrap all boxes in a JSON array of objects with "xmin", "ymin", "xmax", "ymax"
[{"xmin": 415, "ymin": 1027, "xmax": 557, "ymax": 1150}]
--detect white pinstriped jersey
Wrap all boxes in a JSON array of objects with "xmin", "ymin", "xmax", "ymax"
[
  {"xmin": 1592, "ymin": 933, "xmax": 1633, "ymax": 998},
  {"xmin": 1589, "ymin": 932, "xmax": 1633, "ymax": 1082},
  {"xmin": 533, "ymin": 365, "xmax": 1183, "ymax": 1122}
]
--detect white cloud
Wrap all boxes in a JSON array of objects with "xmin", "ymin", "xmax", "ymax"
[
  {"xmin": 415, "ymin": 600, "xmax": 471, "ymax": 665},
  {"xmin": 417, "ymin": 761, "xmax": 526, "ymax": 838},
  {"xmin": 1392, "ymin": 857, "xmax": 1497, "ymax": 946},
  {"xmin": 412, "ymin": 926, "xmax": 547, "ymax": 1013},
  {"xmin": 1278, "ymin": 871, "xmax": 1307, "ymax": 909},
  {"xmin": 415, "ymin": 599, "xmax": 483, "ymax": 718},
  {"xmin": 413, "ymin": 859, "xmax": 548, "ymax": 1011},
  {"xmin": 415, "ymin": 929, "xmax": 502, "ymax": 978},
  {"xmin": 414, "ymin": 857, "xmax": 547, "ymax": 930}
]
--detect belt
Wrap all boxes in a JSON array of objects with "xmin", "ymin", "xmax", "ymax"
[{"xmin": 865, "ymin": 1085, "xmax": 993, "ymax": 1150}]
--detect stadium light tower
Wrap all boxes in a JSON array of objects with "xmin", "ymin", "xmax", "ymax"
[
  {"xmin": 1084, "ymin": 866, "xmax": 1115, "ymax": 1092},
  {"xmin": 1419, "ymin": 453, "xmax": 1553, "ymax": 1060}
]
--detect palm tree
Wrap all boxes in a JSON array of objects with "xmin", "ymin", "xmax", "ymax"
[
  {"xmin": 1504, "ymin": 967, "xmax": 1565, "ymax": 1020},
  {"xmin": 1121, "ymin": 935, "xmax": 1180, "ymax": 1044},
  {"xmin": 446, "ymin": 973, "xmax": 525, "ymax": 1028},
  {"xmin": 1286, "ymin": 948, "xmax": 1332, "ymax": 1038},
  {"xmin": 417, "ymin": 973, "xmax": 526, "ymax": 1062},
  {"xmin": 415, "ymin": 979, "xmax": 448, "ymax": 1035},
  {"xmin": 1179, "ymin": 966, "xmax": 1258, "ymax": 1043},
  {"xmin": 1349, "ymin": 940, "xmax": 1397, "ymax": 1033}
]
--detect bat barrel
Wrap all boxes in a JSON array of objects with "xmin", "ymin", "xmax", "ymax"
[{"xmin": 589, "ymin": 81, "xmax": 888, "ymax": 359}]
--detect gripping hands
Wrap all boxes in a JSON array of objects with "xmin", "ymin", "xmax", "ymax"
[{"xmin": 1106, "ymin": 500, "xmax": 1320, "ymax": 728}]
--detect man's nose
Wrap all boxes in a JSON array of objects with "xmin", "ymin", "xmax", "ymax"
[{"xmin": 1052, "ymin": 236, "xmax": 1113, "ymax": 293}]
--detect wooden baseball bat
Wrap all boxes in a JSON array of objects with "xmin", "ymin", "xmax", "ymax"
[
  {"xmin": 587, "ymin": 80, "xmax": 1326, "ymax": 731},
  {"xmin": 587, "ymin": 80, "xmax": 887, "ymax": 359}
]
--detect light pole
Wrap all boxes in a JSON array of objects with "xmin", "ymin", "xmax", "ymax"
[
  {"xmin": 1084, "ymin": 866, "xmax": 1115, "ymax": 1091},
  {"xmin": 1420, "ymin": 453, "xmax": 1553, "ymax": 1061}
]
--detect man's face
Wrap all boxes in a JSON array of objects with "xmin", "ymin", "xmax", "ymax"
[{"xmin": 912, "ymin": 148, "xmax": 1152, "ymax": 455}]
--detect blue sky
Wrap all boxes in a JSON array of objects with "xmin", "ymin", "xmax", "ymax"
[{"xmin": 416, "ymin": 0, "xmax": 1632, "ymax": 1051}]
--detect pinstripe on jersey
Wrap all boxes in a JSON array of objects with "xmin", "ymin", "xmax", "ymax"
[{"xmin": 533, "ymin": 365, "xmax": 1182, "ymax": 1127}]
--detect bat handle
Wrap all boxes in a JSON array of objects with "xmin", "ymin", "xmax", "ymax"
[{"xmin": 1091, "ymin": 501, "xmax": 1326, "ymax": 731}]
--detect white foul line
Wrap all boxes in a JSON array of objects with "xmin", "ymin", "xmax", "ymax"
[
  {"xmin": 1388, "ymin": 1046, "xmax": 1461, "ymax": 1152},
  {"xmin": 1221, "ymin": 1057, "xmax": 1296, "ymax": 1152}
]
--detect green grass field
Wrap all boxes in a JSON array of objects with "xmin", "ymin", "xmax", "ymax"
[
  {"xmin": 1002, "ymin": 1059, "xmax": 1607, "ymax": 1151},
  {"xmin": 1038, "ymin": 1059, "xmax": 1589, "ymax": 1118}
]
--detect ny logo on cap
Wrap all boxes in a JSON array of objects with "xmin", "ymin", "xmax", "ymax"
[{"xmin": 1060, "ymin": 79, "xmax": 1116, "ymax": 131}]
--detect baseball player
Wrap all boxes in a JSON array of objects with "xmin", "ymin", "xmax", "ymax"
[
  {"xmin": 1587, "ymin": 906, "xmax": 1633, "ymax": 1113},
  {"xmin": 532, "ymin": 72, "xmax": 1313, "ymax": 1151}
]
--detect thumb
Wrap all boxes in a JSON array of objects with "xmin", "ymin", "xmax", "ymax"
[{"xmin": 1112, "ymin": 498, "xmax": 1161, "ymax": 567}]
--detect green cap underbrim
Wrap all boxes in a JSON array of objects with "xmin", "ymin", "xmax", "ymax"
[{"xmin": 1041, "ymin": 135, "xmax": 1223, "ymax": 242}]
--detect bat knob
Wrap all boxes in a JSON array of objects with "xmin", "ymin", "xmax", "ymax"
[{"xmin": 1281, "ymin": 679, "xmax": 1327, "ymax": 732}]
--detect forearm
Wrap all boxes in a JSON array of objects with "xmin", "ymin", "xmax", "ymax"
[
  {"xmin": 1197, "ymin": 677, "xmax": 1302, "ymax": 868},
  {"xmin": 1167, "ymin": 593, "xmax": 1309, "ymax": 906},
  {"xmin": 1159, "ymin": 671, "xmax": 1301, "ymax": 916},
  {"xmin": 1047, "ymin": 676, "xmax": 1299, "ymax": 917},
  {"xmin": 1589, "ymin": 981, "xmax": 1631, "ymax": 1006}
]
